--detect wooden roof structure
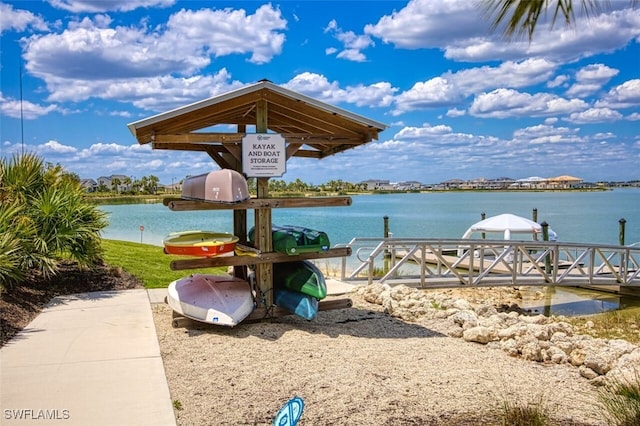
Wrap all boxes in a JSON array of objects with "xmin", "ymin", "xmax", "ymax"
[{"xmin": 127, "ymin": 80, "xmax": 387, "ymax": 167}]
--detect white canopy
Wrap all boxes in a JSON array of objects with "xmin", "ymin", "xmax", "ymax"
[{"xmin": 461, "ymin": 213, "xmax": 547, "ymax": 240}]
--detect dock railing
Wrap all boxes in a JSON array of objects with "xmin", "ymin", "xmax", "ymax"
[{"xmin": 335, "ymin": 238, "xmax": 640, "ymax": 288}]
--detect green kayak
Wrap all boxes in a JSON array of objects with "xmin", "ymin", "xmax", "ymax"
[{"xmin": 274, "ymin": 260, "xmax": 327, "ymax": 300}]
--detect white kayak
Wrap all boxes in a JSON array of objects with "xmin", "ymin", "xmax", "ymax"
[{"xmin": 167, "ymin": 274, "xmax": 255, "ymax": 326}]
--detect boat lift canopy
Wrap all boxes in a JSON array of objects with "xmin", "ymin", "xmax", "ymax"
[{"xmin": 461, "ymin": 213, "xmax": 556, "ymax": 240}]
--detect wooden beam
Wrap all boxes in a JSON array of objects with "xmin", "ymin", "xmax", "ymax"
[
  {"xmin": 163, "ymin": 196, "xmax": 352, "ymax": 211},
  {"xmin": 243, "ymin": 298, "xmax": 353, "ymax": 322},
  {"xmin": 154, "ymin": 133, "xmax": 243, "ymax": 143},
  {"xmin": 205, "ymin": 147, "xmax": 234, "ymax": 170},
  {"xmin": 170, "ymin": 247, "xmax": 352, "ymax": 270},
  {"xmin": 286, "ymin": 143, "xmax": 302, "ymax": 159},
  {"xmin": 254, "ymin": 99, "xmax": 273, "ymax": 308}
]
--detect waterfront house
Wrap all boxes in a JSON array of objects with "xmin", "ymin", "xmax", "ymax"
[
  {"xmin": 80, "ymin": 178, "xmax": 97, "ymax": 192},
  {"xmin": 548, "ymin": 175, "xmax": 583, "ymax": 189}
]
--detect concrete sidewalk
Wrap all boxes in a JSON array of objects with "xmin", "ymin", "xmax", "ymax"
[{"xmin": 0, "ymin": 289, "xmax": 176, "ymax": 425}]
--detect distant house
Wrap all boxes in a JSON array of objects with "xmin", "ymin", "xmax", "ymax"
[
  {"xmin": 396, "ymin": 181, "xmax": 423, "ymax": 190},
  {"xmin": 360, "ymin": 179, "xmax": 394, "ymax": 191},
  {"xmin": 547, "ymin": 175, "xmax": 583, "ymax": 189},
  {"xmin": 80, "ymin": 178, "xmax": 97, "ymax": 192},
  {"xmin": 512, "ymin": 176, "xmax": 548, "ymax": 189},
  {"xmin": 96, "ymin": 174, "xmax": 132, "ymax": 192},
  {"xmin": 440, "ymin": 179, "xmax": 465, "ymax": 189}
]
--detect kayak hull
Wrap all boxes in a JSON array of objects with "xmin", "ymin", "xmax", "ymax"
[
  {"xmin": 167, "ymin": 274, "xmax": 254, "ymax": 326},
  {"xmin": 274, "ymin": 260, "xmax": 327, "ymax": 300},
  {"xmin": 181, "ymin": 169, "xmax": 250, "ymax": 203},
  {"xmin": 274, "ymin": 288, "xmax": 319, "ymax": 320},
  {"xmin": 163, "ymin": 231, "xmax": 238, "ymax": 257}
]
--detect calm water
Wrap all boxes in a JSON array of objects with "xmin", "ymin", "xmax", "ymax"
[
  {"xmin": 100, "ymin": 189, "xmax": 640, "ymax": 247},
  {"xmin": 99, "ymin": 189, "xmax": 640, "ymax": 316}
]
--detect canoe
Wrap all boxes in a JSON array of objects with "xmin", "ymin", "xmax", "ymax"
[
  {"xmin": 274, "ymin": 288, "xmax": 319, "ymax": 320},
  {"xmin": 274, "ymin": 260, "xmax": 327, "ymax": 300},
  {"xmin": 163, "ymin": 231, "xmax": 238, "ymax": 257},
  {"xmin": 181, "ymin": 169, "xmax": 250, "ymax": 203},
  {"xmin": 167, "ymin": 274, "xmax": 254, "ymax": 326}
]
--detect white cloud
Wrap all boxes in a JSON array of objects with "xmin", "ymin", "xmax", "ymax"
[
  {"xmin": 392, "ymin": 58, "xmax": 558, "ymax": 115},
  {"xmin": 0, "ymin": 2, "xmax": 49, "ymax": 34},
  {"xmin": 283, "ymin": 73, "xmax": 397, "ymax": 108},
  {"xmin": 364, "ymin": 0, "xmax": 640, "ymax": 63},
  {"xmin": 446, "ymin": 108, "xmax": 466, "ymax": 117},
  {"xmin": 364, "ymin": 0, "xmax": 485, "ymax": 49},
  {"xmin": 512, "ymin": 124, "xmax": 581, "ymax": 145},
  {"xmin": 565, "ymin": 107, "xmax": 623, "ymax": 124},
  {"xmin": 547, "ymin": 75, "xmax": 569, "ymax": 89},
  {"xmin": 47, "ymin": 0, "xmax": 175, "ymax": 13},
  {"xmin": 469, "ymin": 89, "xmax": 588, "ymax": 119},
  {"xmin": 0, "ymin": 92, "xmax": 58, "ymax": 119},
  {"xmin": 40, "ymin": 140, "xmax": 78, "ymax": 154},
  {"xmin": 566, "ymin": 64, "xmax": 619, "ymax": 97},
  {"xmin": 596, "ymin": 79, "xmax": 640, "ymax": 109},
  {"xmin": 21, "ymin": 5, "xmax": 287, "ymax": 106},
  {"xmin": 324, "ymin": 19, "xmax": 374, "ymax": 62}
]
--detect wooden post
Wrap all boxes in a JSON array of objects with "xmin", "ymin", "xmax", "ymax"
[
  {"xmin": 541, "ymin": 221, "xmax": 551, "ymax": 273},
  {"xmin": 619, "ymin": 218, "xmax": 626, "ymax": 246},
  {"xmin": 481, "ymin": 212, "xmax": 486, "ymax": 239},
  {"xmin": 383, "ymin": 216, "xmax": 390, "ymax": 272},
  {"xmin": 254, "ymin": 99, "xmax": 273, "ymax": 308},
  {"xmin": 532, "ymin": 208, "xmax": 538, "ymax": 244},
  {"xmin": 232, "ymin": 124, "xmax": 247, "ymax": 279}
]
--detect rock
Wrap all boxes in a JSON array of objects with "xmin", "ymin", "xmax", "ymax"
[
  {"xmin": 549, "ymin": 332, "xmax": 574, "ymax": 355},
  {"xmin": 605, "ymin": 348, "xmax": 640, "ymax": 384},
  {"xmin": 569, "ymin": 347, "xmax": 587, "ymax": 367},
  {"xmin": 583, "ymin": 339, "xmax": 636, "ymax": 376},
  {"xmin": 500, "ymin": 338, "xmax": 519, "ymax": 357},
  {"xmin": 474, "ymin": 304, "xmax": 498, "ymax": 318},
  {"xmin": 449, "ymin": 310, "xmax": 478, "ymax": 329},
  {"xmin": 497, "ymin": 323, "xmax": 529, "ymax": 340},
  {"xmin": 452, "ymin": 298, "xmax": 473, "ymax": 311},
  {"xmin": 355, "ymin": 284, "xmax": 640, "ymax": 378},
  {"xmin": 462, "ymin": 326, "xmax": 494, "ymax": 344},
  {"xmin": 544, "ymin": 346, "xmax": 569, "ymax": 364},
  {"xmin": 516, "ymin": 336, "xmax": 543, "ymax": 362},
  {"xmin": 579, "ymin": 365, "xmax": 599, "ymax": 380}
]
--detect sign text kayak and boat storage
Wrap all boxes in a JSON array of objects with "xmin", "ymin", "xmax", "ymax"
[{"xmin": 242, "ymin": 134, "xmax": 286, "ymax": 177}]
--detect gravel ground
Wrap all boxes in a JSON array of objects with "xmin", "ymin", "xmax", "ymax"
[{"xmin": 152, "ymin": 290, "xmax": 606, "ymax": 426}]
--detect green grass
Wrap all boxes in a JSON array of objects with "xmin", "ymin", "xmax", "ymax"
[
  {"xmin": 102, "ymin": 239, "xmax": 227, "ymax": 288},
  {"xmin": 597, "ymin": 370, "xmax": 640, "ymax": 426},
  {"xmin": 499, "ymin": 395, "xmax": 550, "ymax": 426},
  {"xmin": 568, "ymin": 308, "xmax": 640, "ymax": 345}
]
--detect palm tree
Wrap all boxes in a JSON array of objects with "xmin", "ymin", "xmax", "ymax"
[
  {"xmin": 0, "ymin": 153, "xmax": 107, "ymax": 289},
  {"xmin": 111, "ymin": 177, "xmax": 121, "ymax": 193},
  {"xmin": 481, "ymin": 0, "xmax": 637, "ymax": 41}
]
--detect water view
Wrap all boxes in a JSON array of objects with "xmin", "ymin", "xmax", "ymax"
[
  {"xmin": 101, "ymin": 189, "xmax": 640, "ymax": 247},
  {"xmin": 100, "ymin": 189, "xmax": 640, "ymax": 316}
]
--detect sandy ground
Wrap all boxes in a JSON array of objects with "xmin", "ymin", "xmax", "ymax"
[{"xmin": 152, "ymin": 289, "xmax": 607, "ymax": 426}]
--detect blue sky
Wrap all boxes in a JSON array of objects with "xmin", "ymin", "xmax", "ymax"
[{"xmin": 1, "ymin": 0, "xmax": 639, "ymax": 185}]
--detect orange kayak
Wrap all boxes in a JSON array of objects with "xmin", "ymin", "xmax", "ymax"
[{"xmin": 163, "ymin": 231, "xmax": 239, "ymax": 257}]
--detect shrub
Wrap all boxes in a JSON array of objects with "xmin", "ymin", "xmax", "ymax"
[{"xmin": 0, "ymin": 153, "xmax": 107, "ymax": 290}]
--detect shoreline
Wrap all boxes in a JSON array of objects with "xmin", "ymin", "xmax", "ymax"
[{"xmin": 86, "ymin": 186, "xmax": 621, "ymax": 205}]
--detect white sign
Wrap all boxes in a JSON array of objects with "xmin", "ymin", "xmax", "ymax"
[{"xmin": 242, "ymin": 133, "xmax": 286, "ymax": 177}]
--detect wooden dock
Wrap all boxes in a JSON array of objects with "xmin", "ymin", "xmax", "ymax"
[{"xmin": 339, "ymin": 237, "xmax": 640, "ymax": 290}]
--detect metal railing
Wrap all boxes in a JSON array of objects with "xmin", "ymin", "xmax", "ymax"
[{"xmin": 335, "ymin": 238, "xmax": 640, "ymax": 288}]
